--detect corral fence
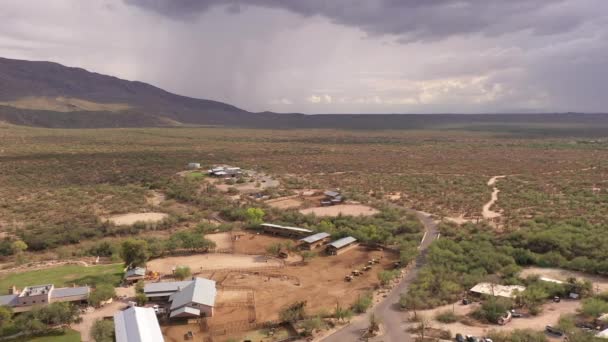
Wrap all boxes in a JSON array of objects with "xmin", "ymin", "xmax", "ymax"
[{"xmin": 207, "ymin": 319, "xmax": 282, "ymax": 337}]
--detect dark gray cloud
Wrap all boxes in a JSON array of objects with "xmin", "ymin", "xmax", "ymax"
[{"xmin": 125, "ymin": 0, "xmax": 598, "ymax": 42}]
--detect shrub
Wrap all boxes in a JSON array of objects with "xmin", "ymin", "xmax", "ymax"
[
  {"xmin": 174, "ymin": 266, "xmax": 192, "ymax": 280},
  {"xmin": 435, "ymin": 310, "xmax": 458, "ymax": 323},
  {"xmin": 91, "ymin": 319, "xmax": 114, "ymax": 342},
  {"xmin": 352, "ymin": 292, "xmax": 373, "ymax": 314}
]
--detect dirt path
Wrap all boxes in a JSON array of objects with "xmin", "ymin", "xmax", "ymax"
[
  {"xmin": 482, "ymin": 175, "xmax": 506, "ymax": 220},
  {"xmin": 73, "ymin": 300, "xmax": 128, "ymax": 341},
  {"xmin": 521, "ymin": 267, "xmax": 608, "ymax": 292}
]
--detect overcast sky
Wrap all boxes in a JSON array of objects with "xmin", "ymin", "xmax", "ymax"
[{"xmin": 1, "ymin": 0, "xmax": 607, "ymax": 114}]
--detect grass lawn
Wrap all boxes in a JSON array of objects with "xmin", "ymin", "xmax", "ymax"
[
  {"xmin": 186, "ymin": 171, "xmax": 205, "ymax": 180},
  {"xmin": 6, "ymin": 329, "xmax": 80, "ymax": 342},
  {"xmin": 0, "ymin": 264, "xmax": 123, "ymax": 294}
]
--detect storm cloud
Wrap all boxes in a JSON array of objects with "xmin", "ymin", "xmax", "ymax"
[{"xmin": 1, "ymin": 0, "xmax": 607, "ymax": 113}]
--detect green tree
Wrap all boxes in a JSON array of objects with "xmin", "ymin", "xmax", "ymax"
[
  {"xmin": 89, "ymin": 283, "xmax": 116, "ymax": 307},
  {"xmin": 0, "ymin": 305, "xmax": 13, "ymax": 332},
  {"xmin": 174, "ymin": 266, "xmax": 192, "ymax": 280},
  {"xmin": 472, "ymin": 298, "xmax": 512, "ymax": 324},
  {"xmin": 11, "ymin": 240, "xmax": 28, "ymax": 254},
  {"xmin": 378, "ymin": 270, "xmax": 398, "ymax": 286},
  {"xmin": 581, "ymin": 298, "xmax": 608, "ymax": 317},
  {"xmin": 135, "ymin": 293, "xmax": 148, "ymax": 306},
  {"xmin": 134, "ymin": 280, "xmax": 145, "ymax": 294},
  {"xmin": 245, "ymin": 207, "xmax": 265, "ymax": 225},
  {"xmin": 91, "ymin": 319, "xmax": 114, "ymax": 342},
  {"xmin": 120, "ymin": 239, "xmax": 149, "ymax": 268}
]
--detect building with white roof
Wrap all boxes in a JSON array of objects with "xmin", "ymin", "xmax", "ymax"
[
  {"xmin": 144, "ymin": 277, "xmax": 217, "ymax": 318},
  {"xmin": 114, "ymin": 306, "xmax": 164, "ymax": 342},
  {"xmin": 299, "ymin": 232, "xmax": 331, "ymax": 250},
  {"xmin": 260, "ymin": 223, "xmax": 313, "ymax": 238},
  {"xmin": 326, "ymin": 236, "xmax": 358, "ymax": 255},
  {"xmin": 469, "ymin": 283, "xmax": 526, "ymax": 299}
]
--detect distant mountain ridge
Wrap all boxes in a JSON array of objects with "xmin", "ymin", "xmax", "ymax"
[{"xmin": 1, "ymin": 56, "xmax": 607, "ymax": 134}]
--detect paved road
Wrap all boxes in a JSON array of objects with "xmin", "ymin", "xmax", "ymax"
[{"xmin": 322, "ymin": 210, "xmax": 439, "ymax": 342}]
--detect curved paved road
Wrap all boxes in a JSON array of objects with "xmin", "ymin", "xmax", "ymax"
[{"xmin": 322, "ymin": 210, "xmax": 438, "ymax": 342}]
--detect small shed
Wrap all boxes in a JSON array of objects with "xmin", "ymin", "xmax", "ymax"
[
  {"xmin": 299, "ymin": 232, "xmax": 331, "ymax": 250},
  {"xmin": 124, "ymin": 267, "xmax": 146, "ymax": 285},
  {"xmin": 187, "ymin": 163, "xmax": 201, "ymax": 170},
  {"xmin": 326, "ymin": 236, "xmax": 358, "ymax": 255}
]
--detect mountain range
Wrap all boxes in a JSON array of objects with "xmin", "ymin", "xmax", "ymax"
[{"xmin": 1, "ymin": 56, "xmax": 607, "ymax": 133}]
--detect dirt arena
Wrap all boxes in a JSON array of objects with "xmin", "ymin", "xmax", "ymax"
[
  {"xmin": 206, "ymin": 232, "xmax": 234, "ymax": 250},
  {"xmin": 219, "ymin": 245, "xmax": 397, "ymax": 322},
  {"xmin": 104, "ymin": 212, "xmax": 168, "ymax": 225},
  {"xmin": 147, "ymin": 253, "xmax": 283, "ymax": 274},
  {"xmin": 299, "ymin": 204, "xmax": 380, "ymax": 217},
  {"xmin": 233, "ymin": 232, "xmax": 294, "ymax": 255},
  {"xmin": 520, "ymin": 267, "xmax": 608, "ymax": 292},
  {"xmin": 265, "ymin": 196, "xmax": 303, "ymax": 209}
]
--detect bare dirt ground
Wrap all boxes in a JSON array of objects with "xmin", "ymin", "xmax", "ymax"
[
  {"xmin": 408, "ymin": 299, "xmax": 580, "ymax": 339},
  {"xmin": 444, "ymin": 214, "xmax": 475, "ymax": 225},
  {"xmin": 104, "ymin": 212, "xmax": 168, "ymax": 225},
  {"xmin": 521, "ymin": 267, "xmax": 608, "ymax": 292},
  {"xmin": 205, "ymin": 232, "xmax": 233, "ymax": 250},
  {"xmin": 221, "ymin": 245, "xmax": 397, "ymax": 322},
  {"xmin": 73, "ymin": 300, "xmax": 128, "ymax": 342},
  {"xmin": 146, "ymin": 190, "xmax": 166, "ymax": 206},
  {"xmin": 265, "ymin": 196, "xmax": 303, "ymax": 209},
  {"xmin": 147, "ymin": 253, "xmax": 283, "ymax": 274},
  {"xmin": 299, "ymin": 204, "xmax": 380, "ymax": 217},
  {"xmin": 233, "ymin": 232, "xmax": 292, "ymax": 255}
]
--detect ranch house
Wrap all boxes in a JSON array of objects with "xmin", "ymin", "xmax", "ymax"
[{"xmin": 0, "ymin": 284, "xmax": 90, "ymax": 313}]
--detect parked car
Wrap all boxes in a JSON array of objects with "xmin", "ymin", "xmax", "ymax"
[
  {"xmin": 545, "ymin": 325, "xmax": 564, "ymax": 336},
  {"xmin": 553, "ymin": 296, "xmax": 561, "ymax": 303},
  {"xmin": 455, "ymin": 333, "xmax": 465, "ymax": 342},
  {"xmin": 510, "ymin": 309, "xmax": 523, "ymax": 318}
]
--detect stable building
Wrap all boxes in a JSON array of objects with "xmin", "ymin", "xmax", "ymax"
[
  {"xmin": 260, "ymin": 223, "xmax": 313, "ymax": 238},
  {"xmin": 299, "ymin": 232, "xmax": 331, "ymax": 250},
  {"xmin": 144, "ymin": 278, "xmax": 217, "ymax": 318},
  {"xmin": 326, "ymin": 236, "xmax": 358, "ymax": 255},
  {"xmin": 114, "ymin": 306, "xmax": 164, "ymax": 342}
]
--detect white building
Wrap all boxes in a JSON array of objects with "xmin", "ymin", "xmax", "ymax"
[
  {"xmin": 114, "ymin": 306, "xmax": 164, "ymax": 342},
  {"xmin": 144, "ymin": 277, "xmax": 217, "ymax": 318},
  {"xmin": 469, "ymin": 283, "xmax": 526, "ymax": 299}
]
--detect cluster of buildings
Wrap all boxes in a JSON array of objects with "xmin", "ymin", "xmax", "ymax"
[
  {"xmin": 321, "ymin": 190, "xmax": 343, "ymax": 206},
  {"xmin": 0, "ymin": 284, "xmax": 90, "ymax": 313},
  {"xmin": 207, "ymin": 165, "xmax": 242, "ymax": 178},
  {"xmin": 260, "ymin": 223, "xmax": 358, "ymax": 255}
]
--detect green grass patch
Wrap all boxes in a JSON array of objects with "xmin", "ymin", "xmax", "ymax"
[
  {"xmin": 6, "ymin": 329, "xmax": 80, "ymax": 342},
  {"xmin": 186, "ymin": 171, "xmax": 205, "ymax": 181},
  {"xmin": 0, "ymin": 264, "xmax": 123, "ymax": 294}
]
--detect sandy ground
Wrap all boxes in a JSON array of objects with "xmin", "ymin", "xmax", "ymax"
[
  {"xmin": 299, "ymin": 204, "xmax": 379, "ymax": 217},
  {"xmin": 147, "ymin": 253, "xmax": 283, "ymax": 274},
  {"xmin": 146, "ymin": 190, "xmax": 166, "ymax": 206},
  {"xmin": 444, "ymin": 214, "xmax": 474, "ymax": 225},
  {"xmin": 73, "ymin": 300, "xmax": 128, "ymax": 342},
  {"xmin": 233, "ymin": 232, "xmax": 292, "ymax": 255},
  {"xmin": 409, "ymin": 299, "xmax": 580, "ymax": 338},
  {"xmin": 221, "ymin": 245, "xmax": 397, "ymax": 322},
  {"xmin": 521, "ymin": 267, "xmax": 608, "ymax": 292},
  {"xmin": 105, "ymin": 212, "xmax": 168, "ymax": 225},
  {"xmin": 265, "ymin": 197, "xmax": 303, "ymax": 209},
  {"xmin": 206, "ymin": 232, "xmax": 233, "ymax": 250}
]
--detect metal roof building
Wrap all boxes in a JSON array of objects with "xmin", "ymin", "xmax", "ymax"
[
  {"xmin": 51, "ymin": 286, "xmax": 90, "ymax": 299},
  {"xmin": 261, "ymin": 223, "xmax": 313, "ymax": 234},
  {"xmin": 300, "ymin": 232, "xmax": 331, "ymax": 244},
  {"xmin": 329, "ymin": 236, "xmax": 357, "ymax": 249},
  {"xmin": 114, "ymin": 306, "xmax": 164, "ymax": 342},
  {"xmin": 144, "ymin": 278, "xmax": 217, "ymax": 318},
  {"xmin": 469, "ymin": 283, "xmax": 526, "ymax": 299},
  {"xmin": 125, "ymin": 267, "xmax": 146, "ymax": 278}
]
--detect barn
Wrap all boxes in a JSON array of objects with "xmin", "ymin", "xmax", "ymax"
[
  {"xmin": 299, "ymin": 232, "xmax": 331, "ymax": 250},
  {"xmin": 326, "ymin": 236, "xmax": 358, "ymax": 255},
  {"xmin": 260, "ymin": 223, "xmax": 313, "ymax": 238}
]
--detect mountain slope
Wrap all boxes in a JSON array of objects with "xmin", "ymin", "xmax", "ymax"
[{"xmin": 0, "ymin": 56, "xmax": 264, "ymax": 127}]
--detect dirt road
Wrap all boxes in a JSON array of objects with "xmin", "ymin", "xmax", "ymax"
[
  {"xmin": 482, "ymin": 175, "xmax": 506, "ymax": 219},
  {"xmin": 322, "ymin": 210, "xmax": 439, "ymax": 342}
]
